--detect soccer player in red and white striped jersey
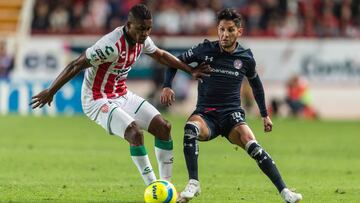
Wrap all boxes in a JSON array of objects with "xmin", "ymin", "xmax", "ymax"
[{"xmin": 31, "ymin": 4, "xmax": 210, "ymax": 186}]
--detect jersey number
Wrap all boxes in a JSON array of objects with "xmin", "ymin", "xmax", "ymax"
[{"xmin": 231, "ymin": 112, "xmax": 243, "ymax": 122}]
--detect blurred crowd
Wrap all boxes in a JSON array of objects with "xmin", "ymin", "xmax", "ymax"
[
  {"xmin": 32, "ymin": 0, "xmax": 360, "ymax": 38},
  {"xmin": 0, "ymin": 41, "xmax": 13, "ymax": 79}
]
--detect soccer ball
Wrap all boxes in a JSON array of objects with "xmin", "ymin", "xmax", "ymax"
[{"xmin": 144, "ymin": 180, "xmax": 177, "ymax": 203}]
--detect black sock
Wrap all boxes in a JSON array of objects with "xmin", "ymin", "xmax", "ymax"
[
  {"xmin": 183, "ymin": 122, "xmax": 200, "ymax": 180},
  {"xmin": 246, "ymin": 141, "xmax": 286, "ymax": 193}
]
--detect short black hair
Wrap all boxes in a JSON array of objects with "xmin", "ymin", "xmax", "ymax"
[
  {"xmin": 217, "ymin": 8, "xmax": 242, "ymax": 27},
  {"xmin": 128, "ymin": 4, "xmax": 152, "ymax": 22}
]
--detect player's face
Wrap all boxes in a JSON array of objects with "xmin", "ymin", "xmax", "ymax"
[
  {"xmin": 218, "ymin": 20, "xmax": 243, "ymax": 51},
  {"xmin": 127, "ymin": 19, "xmax": 153, "ymax": 44}
]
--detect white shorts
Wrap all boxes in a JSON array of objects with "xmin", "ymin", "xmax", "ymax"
[{"xmin": 81, "ymin": 90, "xmax": 160, "ymax": 138}]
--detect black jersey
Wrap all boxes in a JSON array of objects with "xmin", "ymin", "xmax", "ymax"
[{"xmin": 164, "ymin": 40, "xmax": 268, "ymax": 117}]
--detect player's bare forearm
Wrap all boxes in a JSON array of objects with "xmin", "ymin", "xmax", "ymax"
[
  {"xmin": 30, "ymin": 53, "xmax": 91, "ymax": 109},
  {"xmin": 48, "ymin": 53, "xmax": 90, "ymax": 94},
  {"xmin": 149, "ymin": 49, "xmax": 191, "ymax": 73}
]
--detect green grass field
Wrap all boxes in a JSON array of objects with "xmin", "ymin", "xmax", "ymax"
[{"xmin": 0, "ymin": 115, "xmax": 359, "ymax": 203}]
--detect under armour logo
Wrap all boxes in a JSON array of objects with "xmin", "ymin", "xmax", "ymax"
[{"xmin": 205, "ymin": 56, "xmax": 213, "ymax": 62}]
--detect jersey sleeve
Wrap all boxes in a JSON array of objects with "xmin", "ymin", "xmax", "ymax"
[
  {"xmin": 85, "ymin": 34, "xmax": 119, "ymax": 67},
  {"xmin": 177, "ymin": 43, "xmax": 202, "ymax": 64},
  {"xmin": 245, "ymin": 53, "xmax": 257, "ymax": 79},
  {"xmin": 143, "ymin": 37, "xmax": 158, "ymax": 54},
  {"xmin": 245, "ymin": 51, "xmax": 268, "ymax": 117}
]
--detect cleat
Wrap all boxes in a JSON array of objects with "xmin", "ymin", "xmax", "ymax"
[
  {"xmin": 176, "ymin": 179, "xmax": 201, "ymax": 203},
  {"xmin": 281, "ymin": 188, "xmax": 302, "ymax": 203}
]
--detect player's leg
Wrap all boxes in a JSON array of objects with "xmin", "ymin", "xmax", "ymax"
[
  {"xmin": 184, "ymin": 115, "xmax": 211, "ymax": 181},
  {"xmin": 178, "ymin": 114, "xmax": 214, "ymax": 202},
  {"xmin": 228, "ymin": 125, "xmax": 302, "ymax": 202},
  {"xmin": 127, "ymin": 91, "xmax": 173, "ymax": 181},
  {"xmin": 95, "ymin": 102, "xmax": 157, "ymax": 186},
  {"xmin": 148, "ymin": 114, "xmax": 174, "ymax": 181}
]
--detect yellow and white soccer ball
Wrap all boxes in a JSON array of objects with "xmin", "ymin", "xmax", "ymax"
[{"xmin": 144, "ymin": 180, "xmax": 177, "ymax": 203}]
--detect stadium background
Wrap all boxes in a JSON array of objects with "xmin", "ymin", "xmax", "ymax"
[
  {"xmin": 1, "ymin": 0, "xmax": 360, "ymax": 118},
  {"xmin": 1, "ymin": 0, "xmax": 360, "ymax": 202}
]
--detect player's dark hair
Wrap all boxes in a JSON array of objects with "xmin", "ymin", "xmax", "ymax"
[
  {"xmin": 217, "ymin": 8, "xmax": 242, "ymax": 27},
  {"xmin": 128, "ymin": 4, "xmax": 152, "ymax": 21}
]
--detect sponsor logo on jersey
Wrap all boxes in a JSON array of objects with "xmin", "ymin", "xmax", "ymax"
[
  {"xmin": 234, "ymin": 59, "xmax": 243, "ymax": 69},
  {"xmin": 104, "ymin": 46, "xmax": 114, "ymax": 56},
  {"xmin": 111, "ymin": 67, "xmax": 131, "ymax": 75},
  {"xmin": 210, "ymin": 68, "xmax": 239, "ymax": 76},
  {"xmin": 95, "ymin": 49, "xmax": 107, "ymax": 60},
  {"xmin": 91, "ymin": 53, "xmax": 100, "ymax": 62}
]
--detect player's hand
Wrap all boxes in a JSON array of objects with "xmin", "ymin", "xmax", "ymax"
[
  {"xmin": 191, "ymin": 62, "xmax": 211, "ymax": 82},
  {"xmin": 30, "ymin": 89, "xmax": 55, "ymax": 109},
  {"xmin": 262, "ymin": 116, "xmax": 273, "ymax": 132},
  {"xmin": 160, "ymin": 87, "xmax": 175, "ymax": 106}
]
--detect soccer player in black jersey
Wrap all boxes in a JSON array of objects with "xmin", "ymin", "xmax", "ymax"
[{"xmin": 161, "ymin": 8, "xmax": 302, "ymax": 203}]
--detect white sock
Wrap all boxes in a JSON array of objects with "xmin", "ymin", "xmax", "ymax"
[
  {"xmin": 130, "ymin": 146, "xmax": 157, "ymax": 185},
  {"xmin": 155, "ymin": 138, "xmax": 173, "ymax": 181}
]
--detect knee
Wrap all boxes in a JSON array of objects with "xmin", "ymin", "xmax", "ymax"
[
  {"xmin": 154, "ymin": 118, "xmax": 171, "ymax": 140},
  {"xmin": 162, "ymin": 119, "xmax": 172, "ymax": 137},
  {"xmin": 184, "ymin": 122, "xmax": 200, "ymax": 141},
  {"xmin": 124, "ymin": 122, "xmax": 144, "ymax": 146}
]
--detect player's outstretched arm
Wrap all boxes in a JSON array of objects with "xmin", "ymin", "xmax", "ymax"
[
  {"xmin": 148, "ymin": 48, "xmax": 210, "ymax": 80},
  {"xmin": 248, "ymin": 74, "xmax": 272, "ymax": 132},
  {"xmin": 30, "ymin": 53, "xmax": 91, "ymax": 109},
  {"xmin": 160, "ymin": 67, "xmax": 177, "ymax": 106}
]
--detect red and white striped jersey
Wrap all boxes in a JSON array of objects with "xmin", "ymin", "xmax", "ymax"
[{"xmin": 83, "ymin": 26, "xmax": 157, "ymax": 100}]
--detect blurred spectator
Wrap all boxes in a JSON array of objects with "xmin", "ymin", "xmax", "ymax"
[
  {"xmin": 285, "ymin": 75, "xmax": 317, "ymax": 119},
  {"xmin": 193, "ymin": 0, "xmax": 216, "ymax": 34},
  {"xmin": 81, "ymin": 0, "xmax": 111, "ymax": 32},
  {"xmin": 49, "ymin": 5, "xmax": 70, "ymax": 32},
  {"xmin": 153, "ymin": 1, "xmax": 182, "ymax": 34},
  {"xmin": 32, "ymin": 0, "xmax": 50, "ymax": 31},
  {"xmin": 31, "ymin": 0, "xmax": 360, "ymax": 38},
  {"xmin": 270, "ymin": 75, "xmax": 317, "ymax": 119},
  {"xmin": 0, "ymin": 41, "xmax": 14, "ymax": 79}
]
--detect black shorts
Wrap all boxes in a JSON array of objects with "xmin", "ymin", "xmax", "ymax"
[{"xmin": 191, "ymin": 107, "xmax": 246, "ymax": 140}]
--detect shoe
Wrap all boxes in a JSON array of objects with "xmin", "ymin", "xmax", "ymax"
[
  {"xmin": 176, "ymin": 179, "xmax": 201, "ymax": 203},
  {"xmin": 281, "ymin": 188, "xmax": 302, "ymax": 203}
]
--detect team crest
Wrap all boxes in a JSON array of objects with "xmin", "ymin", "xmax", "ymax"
[
  {"xmin": 234, "ymin": 59, "xmax": 243, "ymax": 69},
  {"xmin": 101, "ymin": 104, "xmax": 109, "ymax": 113}
]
